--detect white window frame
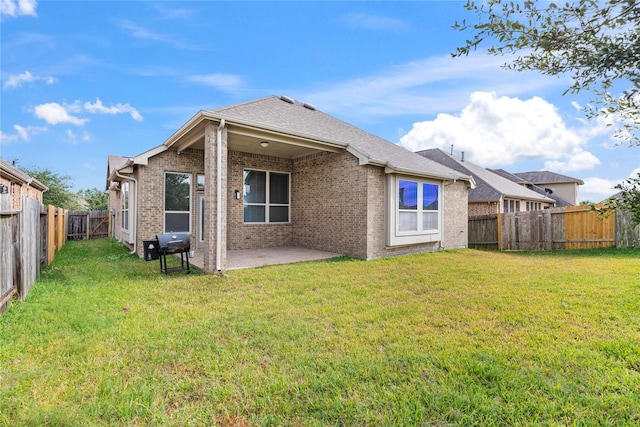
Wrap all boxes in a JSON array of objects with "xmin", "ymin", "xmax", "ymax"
[
  {"xmin": 243, "ymin": 168, "xmax": 291, "ymax": 224},
  {"xmin": 121, "ymin": 181, "xmax": 129, "ymax": 232},
  {"xmin": 120, "ymin": 180, "xmax": 136, "ymax": 244},
  {"xmin": 164, "ymin": 172, "xmax": 191, "ymax": 233},
  {"xmin": 386, "ymin": 175, "xmax": 442, "ymax": 247}
]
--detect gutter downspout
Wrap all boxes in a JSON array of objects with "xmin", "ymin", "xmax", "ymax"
[
  {"xmin": 216, "ymin": 119, "xmax": 226, "ymax": 271},
  {"xmin": 115, "ymin": 170, "xmax": 138, "ymax": 255}
]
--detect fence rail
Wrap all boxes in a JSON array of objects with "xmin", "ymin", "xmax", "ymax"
[
  {"xmin": 67, "ymin": 210, "xmax": 109, "ymax": 240},
  {"xmin": 0, "ymin": 196, "xmax": 66, "ymax": 314},
  {"xmin": 468, "ymin": 206, "xmax": 639, "ymax": 251}
]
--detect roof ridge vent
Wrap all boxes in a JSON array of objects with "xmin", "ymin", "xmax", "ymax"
[
  {"xmin": 280, "ymin": 95, "xmax": 295, "ymax": 104},
  {"xmin": 302, "ymin": 102, "xmax": 316, "ymax": 111}
]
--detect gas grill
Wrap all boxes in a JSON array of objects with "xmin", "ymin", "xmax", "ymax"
[{"xmin": 154, "ymin": 232, "xmax": 191, "ymax": 274}]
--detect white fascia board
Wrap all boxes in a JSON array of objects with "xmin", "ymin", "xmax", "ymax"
[
  {"xmin": 385, "ymin": 163, "xmax": 473, "ymax": 184},
  {"xmin": 346, "ymin": 145, "xmax": 372, "ymax": 166},
  {"xmin": 163, "ymin": 110, "xmax": 210, "ymax": 149},
  {"xmin": 132, "ymin": 145, "xmax": 167, "ymax": 166}
]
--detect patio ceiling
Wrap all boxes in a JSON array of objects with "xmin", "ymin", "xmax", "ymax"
[{"xmin": 172, "ymin": 119, "xmax": 343, "ymax": 159}]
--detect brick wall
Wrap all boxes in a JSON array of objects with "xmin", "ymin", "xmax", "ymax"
[
  {"xmin": 0, "ymin": 176, "xmax": 44, "ymax": 210},
  {"xmin": 135, "ymin": 148, "xmax": 204, "ymax": 256},
  {"xmin": 227, "ymin": 150, "xmax": 294, "ymax": 250},
  {"xmin": 108, "ymin": 144, "xmax": 470, "ymax": 263},
  {"xmin": 292, "ymin": 151, "xmax": 369, "ymax": 258},
  {"xmin": 469, "ymin": 201, "xmax": 499, "ymax": 216}
]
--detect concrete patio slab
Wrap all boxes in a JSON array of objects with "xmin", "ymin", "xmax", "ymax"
[{"xmin": 187, "ymin": 246, "xmax": 342, "ymax": 271}]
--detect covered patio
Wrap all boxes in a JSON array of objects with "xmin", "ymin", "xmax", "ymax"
[{"xmin": 188, "ymin": 246, "xmax": 342, "ymax": 271}]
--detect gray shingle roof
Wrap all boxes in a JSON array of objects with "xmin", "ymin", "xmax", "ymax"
[
  {"xmin": 416, "ymin": 149, "xmax": 553, "ymax": 203},
  {"xmin": 208, "ymin": 96, "xmax": 470, "ymax": 181},
  {"xmin": 492, "ymin": 168, "xmax": 573, "ymax": 207},
  {"xmin": 514, "ymin": 171, "xmax": 584, "ymax": 185}
]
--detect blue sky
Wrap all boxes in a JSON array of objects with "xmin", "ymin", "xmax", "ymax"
[{"xmin": 1, "ymin": 0, "xmax": 638, "ymax": 202}]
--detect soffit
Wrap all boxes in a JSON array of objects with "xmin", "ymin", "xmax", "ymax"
[{"xmin": 174, "ymin": 122, "xmax": 342, "ymax": 159}]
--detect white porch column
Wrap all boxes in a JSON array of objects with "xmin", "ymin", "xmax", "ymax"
[{"xmin": 203, "ymin": 122, "xmax": 228, "ymax": 273}]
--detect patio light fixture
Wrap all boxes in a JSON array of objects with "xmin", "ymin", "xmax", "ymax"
[{"xmin": 260, "ymin": 141, "xmax": 269, "ymax": 148}]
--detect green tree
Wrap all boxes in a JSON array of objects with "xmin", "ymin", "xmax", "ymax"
[
  {"xmin": 453, "ymin": 0, "xmax": 639, "ymax": 221},
  {"xmin": 453, "ymin": 0, "xmax": 639, "ymax": 144},
  {"xmin": 22, "ymin": 166, "xmax": 84, "ymax": 210},
  {"xmin": 594, "ymin": 172, "xmax": 640, "ymax": 225},
  {"xmin": 78, "ymin": 188, "xmax": 108, "ymax": 210}
]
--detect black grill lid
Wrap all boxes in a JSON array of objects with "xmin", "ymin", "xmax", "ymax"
[{"xmin": 156, "ymin": 232, "xmax": 190, "ymax": 253}]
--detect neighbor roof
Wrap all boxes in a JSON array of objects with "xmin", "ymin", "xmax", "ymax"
[
  {"xmin": 164, "ymin": 95, "xmax": 472, "ymax": 182},
  {"xmin": 416, "ymin": 149, "xmax": 554, "ymax": 203},
  {"xmin": 514, "ymin": 171, "xmax": 584, "ymax": 185},
  {"xmin": 0, "ymin": 157, "xmax": 48, "ymax": 191},
  {"xmin": 491, "ymin": 168, "xmax": 573, "ymax": 207}
]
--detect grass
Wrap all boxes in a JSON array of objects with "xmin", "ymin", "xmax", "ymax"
[{"xmin": 1, "ymin": 239, "xmax": 639, "ymax": 426}]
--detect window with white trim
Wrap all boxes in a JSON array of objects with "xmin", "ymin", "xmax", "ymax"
[
  {"xmin": 243, "ymin": 169, "xmax": 290, "ymax": 223},
  {"xmin": 121, "ymin": 181, "xmax": 129, "ymax": 231},
  {"xmin": 164, "ymin": 172, "xmax": 191, "ymax": 232},
  {"xmin": 387, "ymin": 175, "xmax": 442, "ymax": 246}
]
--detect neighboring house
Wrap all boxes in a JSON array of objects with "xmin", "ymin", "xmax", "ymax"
[
  {"xmin": 0, "ymin": 157, "xmax": 48, "ymax": 211},
  {"xmin": 106, "ymin": 96, "xmax": 474, "ymax": 273},
  {"xmin": 512, "ymin": 171, "xmax": 584, "ymax": 206},
  {"xmin": 415, "ymin": 149, "xmax": 555, "ymax": 216},
  {"xmin": 491, "ymin": 169, "xmax": 574, "ymax": 208}
]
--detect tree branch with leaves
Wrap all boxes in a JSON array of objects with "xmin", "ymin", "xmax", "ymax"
[{"xmin": 453, "ymin": 0, "xmax": 639, "ymax": 145}]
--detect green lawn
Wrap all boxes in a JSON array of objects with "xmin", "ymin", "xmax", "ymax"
[{"xmin": 1, "ymin": 239, "xmax": 639, "ymax": 426}]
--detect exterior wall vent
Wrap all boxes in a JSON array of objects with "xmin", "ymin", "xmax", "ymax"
[
  {"xmin": 302, "ymin": 103, "xmax": 316, "ymax": 111},
  {"xmin": 280, "ymin": 95, "xmax": 295, "ymax": 104}
]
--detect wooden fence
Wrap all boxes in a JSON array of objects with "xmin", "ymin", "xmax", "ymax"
[
  {"xmin": 0, "ymin": 196, "xmax": 66, "ymax": 313},
  {"xmin": 67, "ymin": 209, "xmax": 110, "ymax": 240},
  {"xmin": 469, "ymin": 205, "xmax": 639, "ymax": 251}
]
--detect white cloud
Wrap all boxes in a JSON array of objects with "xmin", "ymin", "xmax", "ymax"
[
  {"xmin": 0, "ymin": 124, "xmax": 47, "ymax": 143},
  {"xmin": 1, "ymin": 0, "xmax": 37, "ymax": 17},
  {"xmin": 543, "ymin": 151, "xmax": 601, "ymax": 172},
  {"xmin": 117, "ymin": 20, "xmax": 205, "ymax": 50},
  {"xmin": 84, "ymin": 98, "xmax": 143, "ymax": 121},
  {"xmin": 66, "ymin": 129, "xmax": 77, "ymax": 144},
  {"xmin": 13, "ymin": 124, "xmax": 29, "ymax": 140},
  {"xmin": 34, "ymin": 98, "xmax": 143, "ymax": 126},
  {"xmin": 188, "ymin": 73, "xmax": 243, "ymax": 93},
  {"xmin": 581, "ymin": 168, "xmax": 640, "ymax": 202},
  {"xmin": 118, "ymin": 21, "xmax": 168, "ymax": 42},
  {"xmin": 3, "ymin": 71, "xmax": 56, "ymax": 89},
  {"xmin": 341, "ymin": 13, "xmax": 408, "ymax": 32},
  {"xmin": 34, "ymin": 102, "xmax": 88, "ymax": 126},
  {"xmin": 399, "ymin": 91, "xmax": 601, "ymax": 173},
  {"xmin": 0, "ymin": 131, "xmax": 18, "ymax": 143},
  {"xmin": 301, "ymin": 53, "xmax": 569, "ymax": 119}
]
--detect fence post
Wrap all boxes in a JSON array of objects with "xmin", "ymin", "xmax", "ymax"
[
  {"xmin": 497, "ymin": 212, "xmax": 503, "ymax": 250},
  {"xmin": 47, "ymin": 205, "xmax": 55, "ymax": 264},
  {"xmin": 56, "ymin": 208, "xmax": 65, "ymax": 252}
]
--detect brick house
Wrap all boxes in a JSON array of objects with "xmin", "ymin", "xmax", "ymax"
[
  {"xmin": 416, "ymin": 148, "xmax": 554, "ymax": 216},
  {"xmin": 107, "ymin": 96, "xmax": 473, "ymax": 273},
  {"xmin": 0, "ymin": 157, "xmax": 48, "ymax": 211}
]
